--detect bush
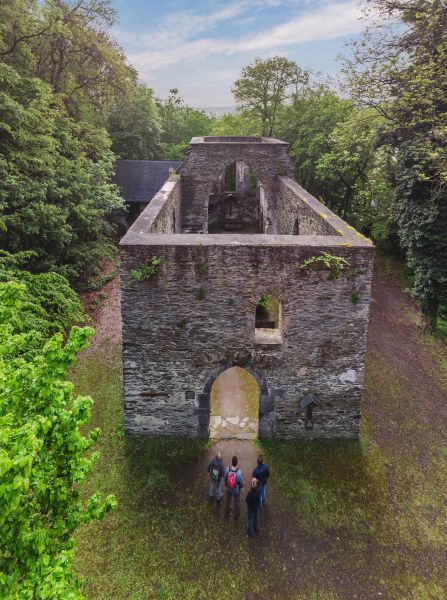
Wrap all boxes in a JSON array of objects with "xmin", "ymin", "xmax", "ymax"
[{"xmin": 0, "ymin": 251, "xmax": 85, "ymax": 343}]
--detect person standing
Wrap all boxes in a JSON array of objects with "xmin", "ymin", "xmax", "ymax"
[
  {"xmin": 224, "ymin": 455, "xmax": 244, "ymax": 518},
  {"xmin": 253, "ymin": 455, "xmax": 270, "ymax": 507},
  {"xmin": 207, "ymin": 451, "xmax": 225, "ymax": 501},
  {"xmin": 246, "ymin": 478, "xmax": 260, "ymax": 536}
]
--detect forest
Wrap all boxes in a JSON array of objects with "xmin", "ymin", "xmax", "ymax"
[{"xmin": 0, "ymin": 1, "xmax": 446, "ymax": 598}]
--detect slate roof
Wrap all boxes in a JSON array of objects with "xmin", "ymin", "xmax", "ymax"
[{"xmin": 113, "ymin": 160, "xmax": 182, "ymax": 203}]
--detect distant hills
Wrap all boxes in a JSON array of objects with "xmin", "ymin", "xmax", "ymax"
[{"xmin": 198, "ymin": 106, "xmax": 236, "ymax": 116}]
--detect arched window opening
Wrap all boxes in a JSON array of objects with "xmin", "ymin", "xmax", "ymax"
[
  {"xmin": 209, "ymin": 367, "xmax": 259, "ymax": 439},
  {"xmin": 293, "ymin": 217, "xmax": 299, "ymax": 235},
  {"xmin": 207, "ymin": 161, "xmax": 263, "ymax": 233},
  {"xmin": 255, "ymin": 294, "xmax": 283, "ymax": 345}
]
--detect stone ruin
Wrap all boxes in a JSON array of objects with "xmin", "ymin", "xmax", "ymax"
[{"xmin": 120, "ymin": 136, "xmax": 375, "ymax": 439}]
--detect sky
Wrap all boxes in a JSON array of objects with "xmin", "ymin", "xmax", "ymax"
[{"xmin": 111, "ymin": 0, "xmax": 367, "ymax": 108}]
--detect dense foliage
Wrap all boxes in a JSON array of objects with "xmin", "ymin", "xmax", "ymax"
[
  {"xmin": 0, "ymin": 251, "xmax": 85, "ymax": 342},
  {"xmin": 0, "ymin": 63, "xmax": 124, "ymax": 282},
  {"xmin": 108, "ymin": 84, "xmax": 162, "ymax": 160},
  {"xmin": 0, "ymin": 281, "xmax": 116, "ymax": 598},
  {"xmin": 345, "ymin": 0, "xmax": 447, "ymax": 328},
  {"xmin": 232, "ymin": 56, "xmax": 309, "ymax": 137},
  {"xmin": 157, "ymin": 88, "xmax": 214, "ymax": 159}
]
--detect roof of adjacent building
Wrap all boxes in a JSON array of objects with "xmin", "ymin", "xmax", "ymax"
[{"xmin": 113, "ymin": 160, "xmax": 182, "ymax": 203}]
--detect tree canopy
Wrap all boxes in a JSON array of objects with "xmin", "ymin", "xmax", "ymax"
[
  {"xmin": 232, "ymin": 56, "xmax": 309, "ymax": 137},
  {"xmin": 344, "ymin": 0, "xmax": 447, "ymax": 329}
]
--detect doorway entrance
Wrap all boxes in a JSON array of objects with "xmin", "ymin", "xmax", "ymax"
[{"xmin": 209, "ymin": 366, "xmax": 259, "ymax": 439}]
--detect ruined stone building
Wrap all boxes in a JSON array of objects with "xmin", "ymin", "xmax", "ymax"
[{"xmin": 120, "ymin": 136, "xmax": 374, "ymax": 439}]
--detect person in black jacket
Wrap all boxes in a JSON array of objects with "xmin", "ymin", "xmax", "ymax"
[
  {"xmin": 252, "ymin": 454, "xmax": 270, "ymax": 507},
  {"xmin": 246, "ymin": 478, "xmax": 260, "ymax": 536}
]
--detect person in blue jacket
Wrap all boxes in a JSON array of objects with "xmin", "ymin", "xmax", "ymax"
[{"xmin": 252, "ymin": 454, "xmax": 270, "ymax": 507}]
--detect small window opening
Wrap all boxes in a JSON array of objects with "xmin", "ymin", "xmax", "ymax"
[
  {"xmin": 255, "ymin": 294, "xmax": 283, "ymax": 345},
  {"xmin": 305, "ymin": 405, "xmax": 314, "ymax": 429},
  {"xmin": 300, "ymin": 393, "xmax": 318, "ymax": 430},
  {"xmin": 293, "ymin": 217, "xmax": 299, "ymax": 235}
]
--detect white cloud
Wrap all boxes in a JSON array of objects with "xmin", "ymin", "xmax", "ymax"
[
  {"xmin": 114, "ymin": 1, "xmax": 366, "ymax": 105},
  {"xmin": 241, "ymin": 2, "xmax": 364, "ymax": 50},
  {"xmin": 124, "ymin": 1, "xmax": 363, "ymax": 76}
]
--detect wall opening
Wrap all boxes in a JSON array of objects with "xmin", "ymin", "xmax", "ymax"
[
  {"xmin": 209, "ymin": 366, "xmax": 259, "ymax": 439},
  {"xmin": 293, "ymin": 217, "xmax": 300, "ymax": 235},
  {"xmin": 255, "ymin": 294, "xmax": 283, "ymax": 345},
  {"xmin": 207, "ymin": 161, "xmax": 262, "ymax": 233}
]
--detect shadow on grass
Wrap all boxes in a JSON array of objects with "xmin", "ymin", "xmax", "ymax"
[
  {"xmin": 122, "ymin": 437, "xmax": 210, "ymax": 503},
  {"xmin": 258, "ymin": 438, "xmax": 388, "ymax": 537}
]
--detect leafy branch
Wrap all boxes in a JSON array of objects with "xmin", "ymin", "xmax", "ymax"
[{"xmin": 131, "ymin": 257, "xmax": 161, "ymax": 282}]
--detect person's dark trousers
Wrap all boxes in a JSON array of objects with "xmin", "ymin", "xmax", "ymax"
[
  {"xmin": 259, "ymin": 482, "xmax": 267, "ymax": 506},
  {"xmin": 224, "ymin": 491, "xmax": 241, "ymax": 518},
  {"xmin": 247, "ymin": 507, "xmax": 259, "ymax": 535}
]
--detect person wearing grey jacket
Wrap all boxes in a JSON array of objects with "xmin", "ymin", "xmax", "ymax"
[
  {"xmin": 224, "ymin": 455, "xmax": 244, "ymax": 518},
  {"xmin": 207, "ymin": 451, "xmax": 225, "ymax": 501}
]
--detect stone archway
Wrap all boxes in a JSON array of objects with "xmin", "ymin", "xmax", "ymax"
[
  {"xmin": 179, "ymin": 137, "xmax": 294, "ymax": 233},
  {"xmin": 197, "ymin": 361, "xmax": 274, "ymax": 439}
]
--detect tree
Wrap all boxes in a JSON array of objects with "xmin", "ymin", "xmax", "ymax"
[
  {"xmin": 316, "ymin": 108, "xmax": 395, "ymax": 235},
  {"xmin": 0, "ymin": 63, "xmax": 124, "ymax": 283},
  {"xmin": 0, "ymin": 281, "xmax": 116, "ymax": 598},
  {"xmin": 0, "ymin": 250, "xmax": 86, "ymax": 342},
  {"xmin": 108, "ymin": 84, "xmax": 162, "ymax": 160},
  {"xmin": 0, "ymin": 0, "xmax": 137, "ymax": 123},
  {"xmin": 210, "ymin": 111, "xmax": 261, "ymax": 137},
  {"xmin": 276, "ymin": 86, "xmax": 354, "ymax": 195},
  {"xmin": 157, "ymin": 88, "xmax": 214, "ymax": 159},
  {"xmin": 232, "ymin": 56, "xmax": 309, "ymax": 137},
  {"xmin": 345, "ymin": 0, "xmax": 447, "ymax": 330}
]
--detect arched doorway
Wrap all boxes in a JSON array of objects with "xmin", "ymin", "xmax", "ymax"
[
  {"xmin": 209, "ymin": 366, "xmax": 259, "ymax": 439},
  {"xmin": 207, "ymin": 161, "xmax": 264, "ymax": 233}
]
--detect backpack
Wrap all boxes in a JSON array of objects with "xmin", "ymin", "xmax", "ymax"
[
  {"xmin": 227, "ymin": 468, "xmax": 237, "ymax": 491},
  {"xmin": 211, "ymin": 466, "xmax": 220, "ymax": 481}
]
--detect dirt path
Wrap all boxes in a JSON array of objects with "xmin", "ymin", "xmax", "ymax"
[
  {"xmin": 210, "ymin": 367, "xmax": 258, "ymax": 438},
  {"xmin": 364, "ymin": 257, "xmax": 447, "ymax": 451}
]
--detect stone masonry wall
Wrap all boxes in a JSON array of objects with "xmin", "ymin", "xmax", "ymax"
[
  {"xmin": 120, "ymin": 236, "xmax": 374, "ymax": 440},
  {"xmin": 125, "ymin": 179, "xmax": 181, "ymax": 236},
  {"xmin": 179, "ymin": 138, "xmax": 294, "ymax": 233},
  {"xmin": 276, "ymin": 177, "xmax": 340, "ymax": 236}
]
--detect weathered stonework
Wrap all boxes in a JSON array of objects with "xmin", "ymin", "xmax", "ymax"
[
  {"xmin": 120, "ymin": 136, "xmax": 375, "ymax": 440},
  {"xmin": 179, "ymin": 136, "xmax": 294, "ymax": 233}
]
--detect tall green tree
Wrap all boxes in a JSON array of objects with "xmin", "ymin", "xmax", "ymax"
[
  {"xmin": 345, "ymin": 0, "xmax": 447, "ymax": 329},
  {"xmin": 0, "ymin": 0, "xmax": 137, "ymax": 124},
  {"xmin": 276, "ymin": 86, "xmax": 354, "ymax": 195},
  {"xmin": 210, "ymin": 111, "xmax": 261, "ymax": 137},
  {"xmin": 0, "ymin": 281, "xmax": 116, "ymax": 599},
  {"xmin": 316, "ymin": 109, "xmax": 395, "ymax": 235},
  {"xmin": 0, "ymin": 63, "xmax": 124, "ymax": 283},
  {"xmin": 157, "ymin": 88, "xmax": 214, "ymax": 159},
  {"xmin": 108, "ymin": 84, "xmax": 162, "ymax": 159},
  {"xmin": 232, "ymin": 56, "xmax": 309, "ymax": 137}
]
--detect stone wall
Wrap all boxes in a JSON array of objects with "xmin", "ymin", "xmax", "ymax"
[
  {"xmin": 125, "ymin": 178, "xmax": 181, "ymax": 236},
  {"xmin": 179, "ymin": 137, "xmax": 294, "ymax": 233},
  {"xmin": 120, "ymin": 234, "xmax": 374, "ymax": 440},
  {"xmin": 276, "ymin": 177, "xmax": 340, "ymax": 236}
]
